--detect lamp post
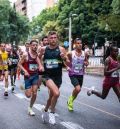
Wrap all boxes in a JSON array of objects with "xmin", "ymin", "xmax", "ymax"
[
  {"xmin": 105, "ymin": 24, "xmax": 113, "ymax": 42},
  {"xmin": 69, "ymin": 13, "xmax": 78, "ymax": 51}
]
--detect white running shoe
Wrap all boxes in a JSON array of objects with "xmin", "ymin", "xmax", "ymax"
[
  {"xmin": 87, "ymin": 86, "xmax": 95, "ymax": 96},
  {"xmin": 28, "ymin": 107, "xmax": 35, "ymax": 116},
  {"xmin": 41, "ymin": 110, "xmax": 48, "ymax": 123},
  {"xmin": 49, "ymin": 113, "xmax": 56, "ymax": 125}
]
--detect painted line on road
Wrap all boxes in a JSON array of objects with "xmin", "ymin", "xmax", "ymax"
[
  {"xmin": 61, "ymin": 94, "xmax": 120, "ymax": 120},
  {"xmin": 60, "ymin": 122, "xmax": 84, "ymax": 129},
  {"xmin": 33, "ymin": 104, "xmax": 59, "ymax": 117},
  {"xmin": 83, "ymin": 86, "xmax": 90, "ymax": 90},
  {"xmin": 14, "ymin": 93, "xmax": 26, "ymax": 99}
]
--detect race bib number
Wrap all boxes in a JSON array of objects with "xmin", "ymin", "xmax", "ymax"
[
  {"xmin": 12, "ymin": 59, "xmax": 18, "ymax": 64},
  {"xmin": 29, "ymin": 64, "xmax": 38, "ymax": 71},
  {"xmin": 46, "ymin": 59, "xmax": 59, "ymax": 69},
  {"xmin": 74, "ymin": 64, "xmax": 83, "ymax": 73},
  {"xmin": 3, "ymin": 61, "xmax": 7, "ymax": 65},
  {"xmin": 111, "ymin": 71, "xmax": 119, "ymax": 77}
]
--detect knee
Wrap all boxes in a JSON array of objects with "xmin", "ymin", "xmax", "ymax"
[
  {"xmin": 32, "ymin": 92, "xmax": 37, "ymax": 97},
  {"xmin": 25, "ymin": 92, "xmax": 31, "ymax": 98},
  {"xmin": 53, "ymin": 91, "xmax": 60, "ymax": 98},
  {"xmin": 75, "ymin": 86, "xmax": 81, "ymax": 93},
  {"xmin": 5, "ymin": 77, "xmax": 8, "ymax": 81}
]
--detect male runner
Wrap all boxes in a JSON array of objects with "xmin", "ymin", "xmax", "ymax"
[
  {"xmin": 87, "ymin": 45, "xmax": 120, "ymax": 102},
  {"xmin": 18, "ymin": 40, "xmax": 43, "ymax": 115},
  {"xmin": 39, "ymin": 31, "xmax": 68, "ymax": 125},
  {"xmin": 67, "ymin": 38, "xmax": 89, "ymax": 111},
  {"xmin": 0, "ymin": 43, "xmax": 9, "ymax": 96}
]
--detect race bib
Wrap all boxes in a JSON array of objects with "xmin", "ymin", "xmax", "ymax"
[
  {"xmin": 46, "ymin": 59, "xmax": 59, "ymax": 69},
  {"xmin": 111, "ymin": 71, "xmax": 119, "ymax": 77},
  {"xmin": 29, "ymin": 64, "xmax": 38, "ymax": 71},
  {"xmin": 12, "ymin": 59, "xmax": 18, "ymax": 64},
  {"xmin": 74, "ymin": 64, "xmax": 83, "ymax": 73}
]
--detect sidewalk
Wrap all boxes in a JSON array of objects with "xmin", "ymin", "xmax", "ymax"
[
  {"xmin": 85, "ymin": 66, "xmax": 104, "ymax": 76},
  {"xmin": 63, "ymin": 66, "xmax": 104, "ymax": 76}
]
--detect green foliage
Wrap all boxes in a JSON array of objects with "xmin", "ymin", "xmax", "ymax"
[
  {"xmin": 111, "ymin": 0, "xmax": 120, "ymax": 14},
  {"xmin": 30, "ymin": 0, "xmax": 120, "ymax": 46},
  {"xmin": 0, "ymin": 0, "xmax": 30, "ymax": 44}
]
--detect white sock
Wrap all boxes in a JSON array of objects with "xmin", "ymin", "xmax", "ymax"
[{"xmin": 5, "ymin": 88, "xmax": 8, "ymax": 92}]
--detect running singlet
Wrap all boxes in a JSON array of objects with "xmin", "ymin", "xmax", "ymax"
[
  {"xmin": 0, "ymin": 51, "xmax": 8, "ymax": 70},
  {"xmin": 43, "ymin": 46, "xmax": 63, "ymax": 75},
  {"xmin": 9, "ymin": 53, "xmax": 19, "ymax": 68},
  {"xmin": 68, "ymin": 50, "xmax": 85, "ymax": 76},
  {"xmin": 106, "ymin": 57, "xmax": 119, "ymax": 78},
  {"xmin": 23, "ymin": 52, "xmax": 38, "ymax": 75}
]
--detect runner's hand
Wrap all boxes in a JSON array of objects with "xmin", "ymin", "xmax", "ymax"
[
  {"xmin": 24, "ymin": 71, "xmax": 30, "ymax": 77},
  {"xmin": 60, "ymin": 52, "xmax": 66, "ymax": 61},
  {"xmin": 39, "ymin": 65, "xmax": 44, "ymax": 72}
]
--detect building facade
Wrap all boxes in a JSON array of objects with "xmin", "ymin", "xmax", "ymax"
[
  {"xmin": 15, "ymin": 0, "xmax": 47, "ymax": 21},
  {"xmin": 46, "ymin": 0, "xmax": 58, "ymax": 8},
  {"xmin": 15, "ymin": 0, "xmax": 27, "ymax": 15}
]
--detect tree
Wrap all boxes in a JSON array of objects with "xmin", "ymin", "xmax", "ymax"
[{"xmin": 0, "ymin": 0, "xmax": 30, "ymax": 44}]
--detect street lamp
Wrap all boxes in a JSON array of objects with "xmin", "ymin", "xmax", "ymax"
[
  {"xmin": 69, "ymin": 13, "xmax": 78, "ymax": 51},
  {"xmin": 105, "ymin": 23, "xmax": 113, "ymax": 42}
]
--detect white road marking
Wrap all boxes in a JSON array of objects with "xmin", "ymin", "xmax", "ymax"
[
  {"xmin": 61, "ymin": 122, "xmax": 84, "ymax": 129},
  {"xmin": 24, "ymin": 97, "xmax": 30, "ymax": 101},
  {"xmin": 61, "ymin": 94, "xmax": 120, "ymax": 120},
  {"xmin": 33, "ymin": 104, "xmax": 59, "ymax": 117},
  {"xmin": 14, "ymin": 93, "xmax": 26, "ymax": 99},
  {"xmin": 33, "ymin": 104, "xmax": 45, "ymax": 111},
  {"xmin": 83, "ymin": 86, "xmax": 90, "ymax": 90}
]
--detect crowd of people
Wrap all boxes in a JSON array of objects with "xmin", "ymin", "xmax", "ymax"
[{"xmin": 0, "ymin": 31, "xmax": 120, "ymax": 125}]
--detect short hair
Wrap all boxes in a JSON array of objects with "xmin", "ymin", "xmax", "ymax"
[
  {"xmin": 29, "ymin": 40, "xmax": 38, "ymax": 44},
  {"xmin": 25, "ymin": 42, "xmax": 29, "ymax": 45},
  {"xmin": 74, "ymin": 38, "xmax": 82, "ymax": 43},
  {"xmin": 42, "ymin": 36, "xmax": 48, "ymax": 41},
  {"xmin": 110, "ymin": 45, "xmax": 118, "ymax": 52},
  {"xmin": 48, "ymin": 31, "xmax": 57, "ymax": 36}
]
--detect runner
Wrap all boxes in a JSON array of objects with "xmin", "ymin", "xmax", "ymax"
[
  {"xmin": 18, "ymin": 40, "xmax": 43, "ymax": 116},
  {"xmin": 0, "ymin": 43, "xmax": 9, "ymax": 96},
  {"xmin": 87, "ymin": 45, "xmax": 120, "ymax": 102},
  {"xmin": 8, "ymin": 46, "xmax": 19, "ymax": 92},
  {"xmin": 41, "ymin": 36, "xmax": 49, "ymax": 47},
  {"xmin": 67, "ymin": 38, "xmax": 89, "ymax": 111},
  {"xmin": 37, "ymin": 36, "xmax": 49, "ymax": 90},
  {"xmin": 39, "ymin": 31, "xmax": 68, "ymax": 125},
  {"xmin": 25, "ymin": 42, "xmax": 30, "ymax": 52}
]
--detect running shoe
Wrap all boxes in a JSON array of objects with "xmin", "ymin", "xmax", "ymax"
[
  {"xmin": 41, "ymin": 110, "xmax": 49, "ymax": 123},
  {"xmin": 4, "ymin": 91, "xmax": 8, "ymax": 96},
  {"xmin": 87, "ymin": 86, "xmax": 95, "ymax": 96},
  {"xmin": 11, "ymin": 86, "xmax": 14, "ymax": 92},
  {"xmin": 49, "ymin": 113, "xmax": 56, "ymax": 125},
  {"xmin": 67, "ymin": 96, "xmax": 73, "ymax": 111},
  {"xmin": 28, "ymin": 107, "xmax": 35, "ymax": 116}
]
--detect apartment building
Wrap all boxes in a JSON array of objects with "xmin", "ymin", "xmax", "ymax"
[
  {"xmin": 15, "ymin": 0, "xmax": 27, "ymax": 15},
  {"xmin": 15, "ymin": 0, "xmax": 46, "ymax": 21}
]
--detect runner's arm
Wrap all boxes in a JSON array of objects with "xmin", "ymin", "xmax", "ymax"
[
  {"xmin": 18, "ymin": 54, "xmax": 28, "ymax": 74},
  {"xmin": 84, "ymin": 52, "xmax": 89, "ymax": 66},
  {"xmin": 104, "ymin": 57, "xmax": 120, "ymax": 76}
]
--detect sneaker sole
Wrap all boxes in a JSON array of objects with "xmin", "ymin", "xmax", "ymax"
[{"xmin": 67, "ymin": 101, "xmax": 73, "ymax": 112}]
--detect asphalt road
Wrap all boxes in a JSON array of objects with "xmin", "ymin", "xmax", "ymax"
[{"xmin": 0, "ymin": 71, "xmax": 119, "ymax": 129}]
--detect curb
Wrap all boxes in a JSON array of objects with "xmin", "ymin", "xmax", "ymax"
[{"xmin": 62, "ymin": 68, "xmax": 104, "ymax": 77}]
